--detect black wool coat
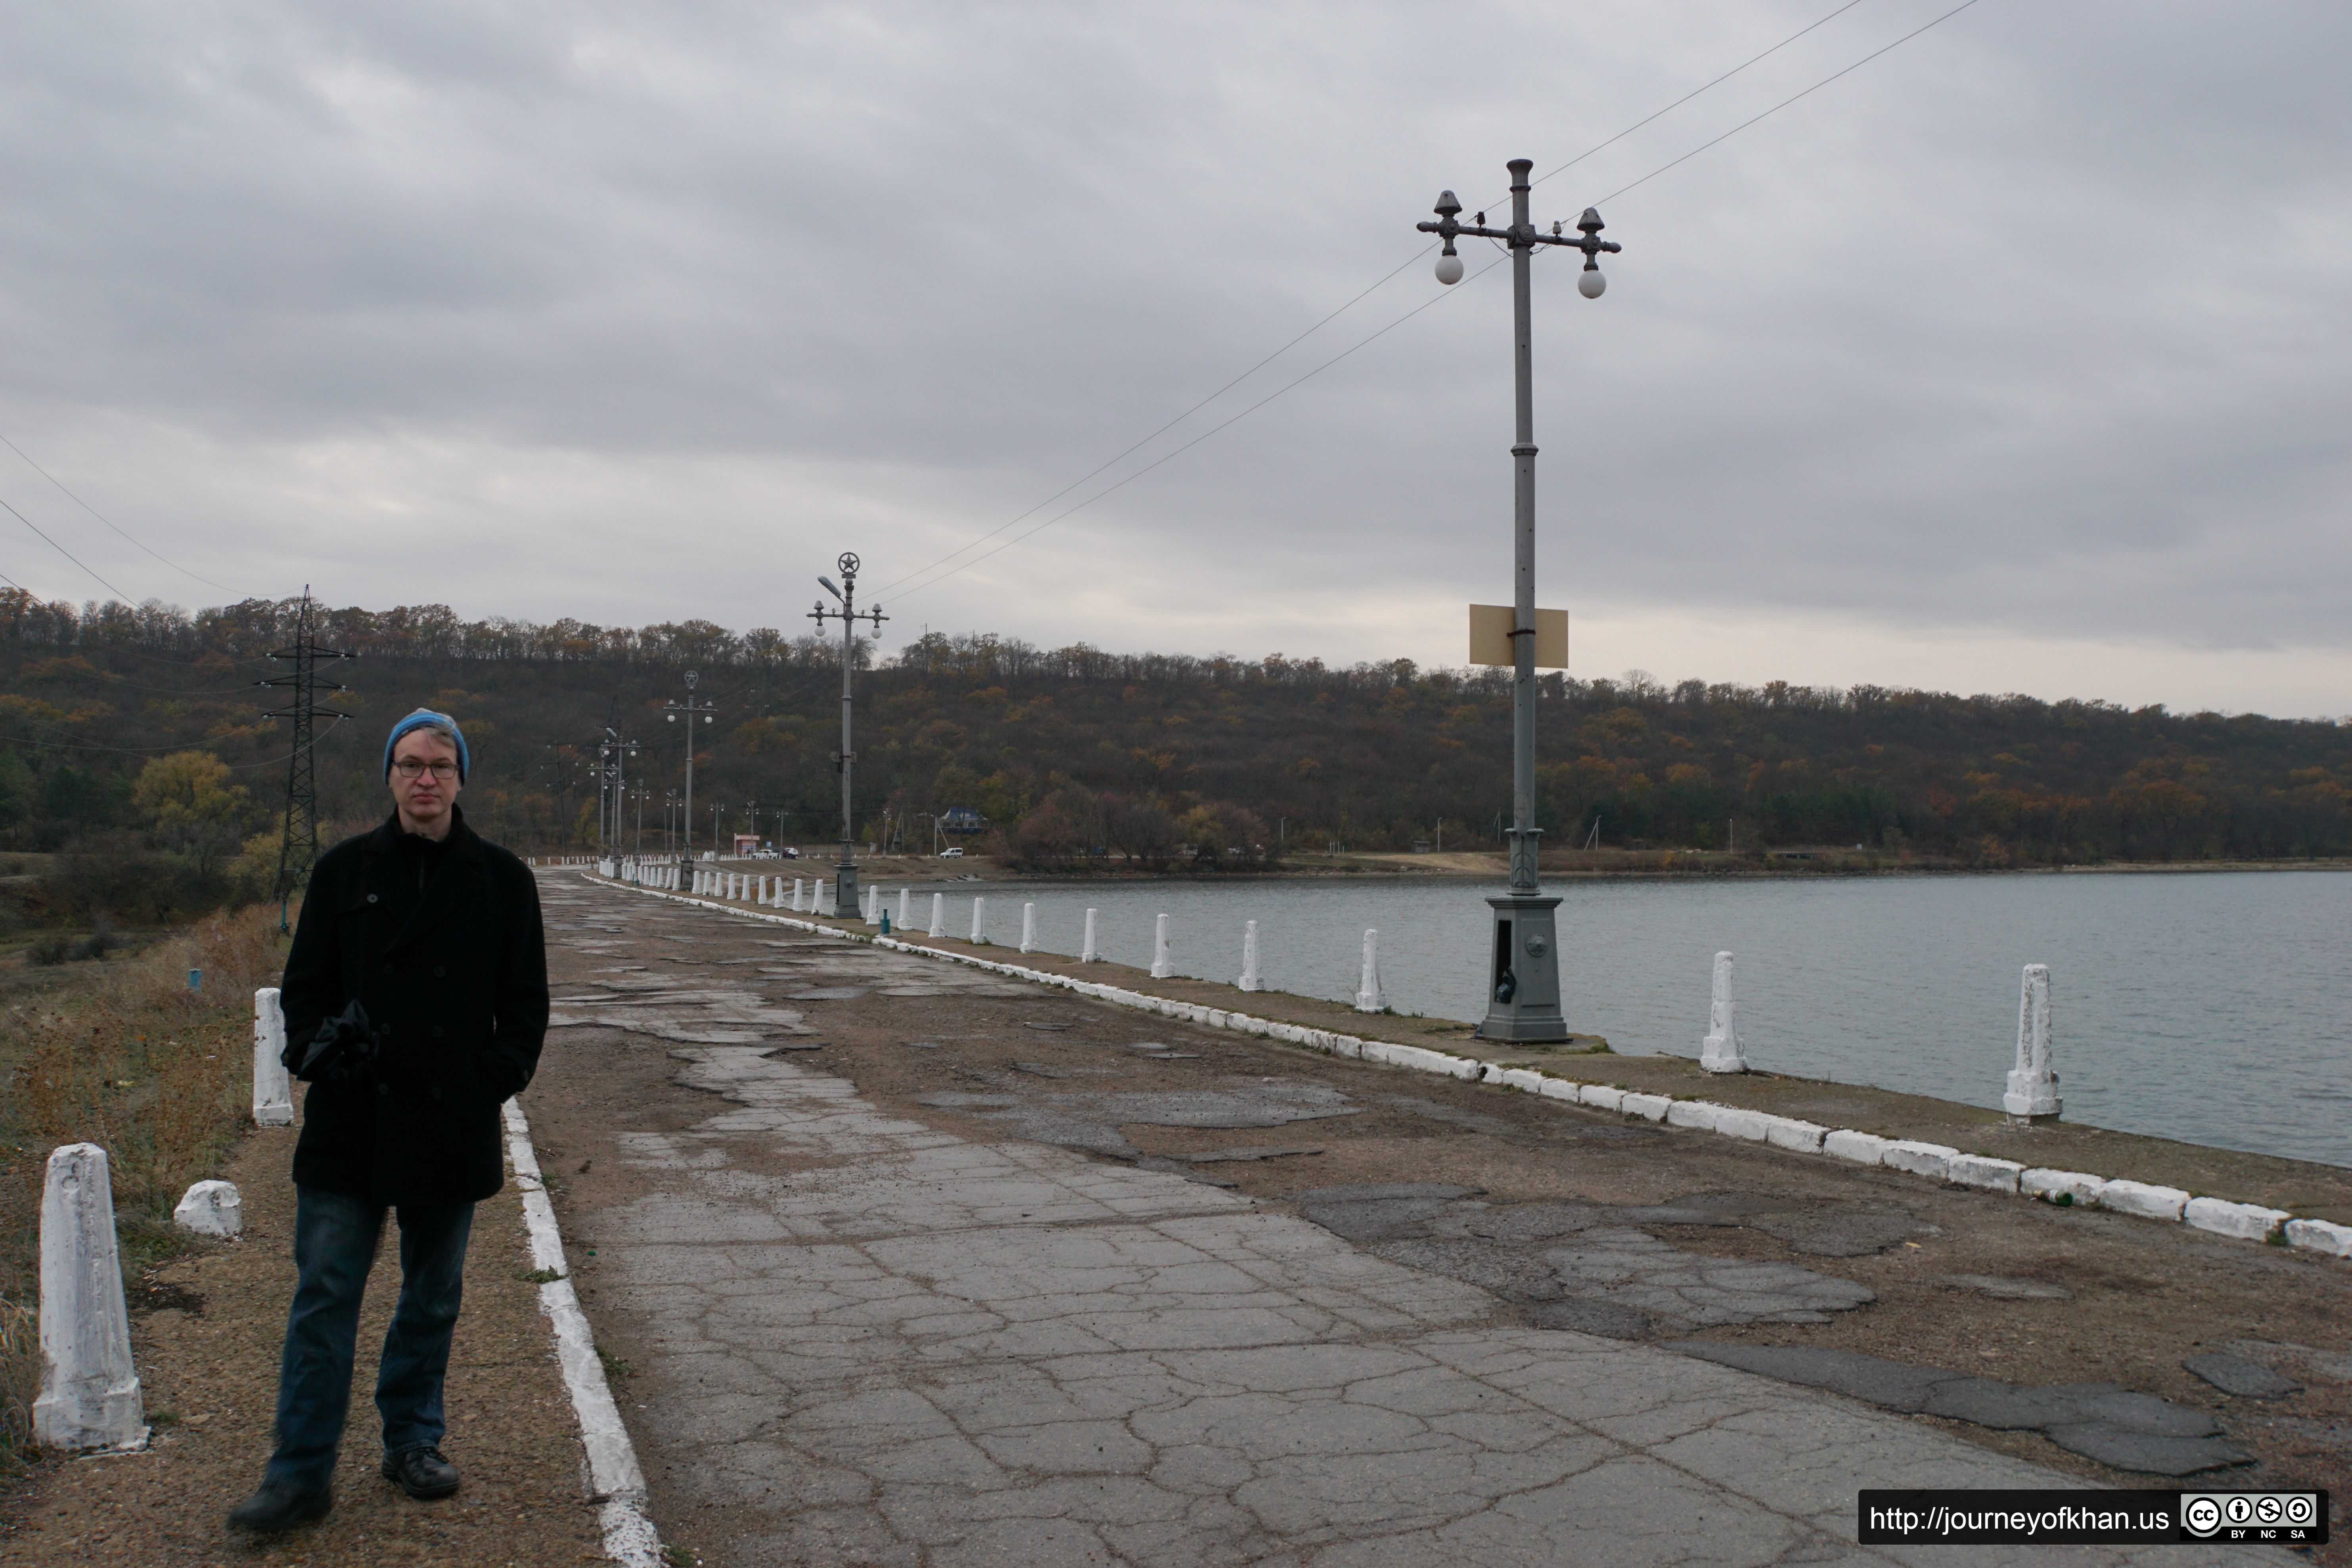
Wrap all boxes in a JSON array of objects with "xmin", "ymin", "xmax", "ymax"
[{"xmin": 280, "ymin": 805, "xmax": 549, "ymax": 1206}]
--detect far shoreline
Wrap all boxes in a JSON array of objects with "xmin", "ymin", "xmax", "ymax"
[{"xmin": 719, "ymin": 847, "xmax": 2352, "ymax": 886}]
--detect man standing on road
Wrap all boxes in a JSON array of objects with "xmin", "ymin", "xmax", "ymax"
[{"xmin": 229, "ymin": 709, "xmax": 549, "ymax": 1533}]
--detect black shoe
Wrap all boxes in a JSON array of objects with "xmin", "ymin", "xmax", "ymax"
[
  {"xmin": 227, "ymin": 1478, "xmax": 333, "ymax": 1532},
  {"xmin": 381, "ymin": 1444, "xmax": 462, "ymax": 1499}
]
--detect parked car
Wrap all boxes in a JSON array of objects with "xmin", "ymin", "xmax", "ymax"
[
  {"xmin": 940, "ymin": 846, "xmax": 965, "ymax": 858},
  {"xmin": 780, "ymin": 846, "xmax": 801, "ymax": 858}
]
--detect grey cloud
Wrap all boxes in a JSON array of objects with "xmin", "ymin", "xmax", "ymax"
[{"xmin": 0, "ymin": 1, "xmax": 2346, "ymax": 696}]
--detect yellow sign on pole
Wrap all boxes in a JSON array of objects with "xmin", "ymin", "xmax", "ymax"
[{"xmin": 1468, "ymin": 605, "xmax": 1567, "ymax": 668}]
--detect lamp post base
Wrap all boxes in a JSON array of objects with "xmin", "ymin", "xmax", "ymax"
[
  {"xmin": 834, "ymin": 859, "xmax": 860, "ymax": 914},
  {"xmin": 1475, "ymin": 890, "xmax": 1569, "ymax": 1042}
]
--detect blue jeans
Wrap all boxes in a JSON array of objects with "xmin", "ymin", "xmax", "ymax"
[{"xmin": 267, "ymin": 1185, "xmax": 475, "ymax": 1487}]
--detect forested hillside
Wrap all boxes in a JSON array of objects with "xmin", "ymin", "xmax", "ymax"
[{"xmin": 4, "ymin": 591, "xmax": 2348, "ymax": 901}]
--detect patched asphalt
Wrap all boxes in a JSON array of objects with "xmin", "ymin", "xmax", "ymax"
[{"xmin": 520, "ymin": 872, "xmax": 2352, "ymax": 1563}]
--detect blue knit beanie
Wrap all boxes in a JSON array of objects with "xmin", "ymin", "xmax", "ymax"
[{"xmin": 384, "ymin": 708, "xmax": 469, "ymax": 782}]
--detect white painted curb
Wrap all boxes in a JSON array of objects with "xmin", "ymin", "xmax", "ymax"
[
  {"xmin": 577, "ymin": 872, "xmax": 2349, "ymax": 1264},
  {"xmin": 502, "ymin": 1098, "xmax": 664, "ymax": 1568}
]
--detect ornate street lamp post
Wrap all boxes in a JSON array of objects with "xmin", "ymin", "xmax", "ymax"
[
  {"xmin": 664, "ymin": 670, "xmax": 717, "ymax": 881},
  {"xmin": 810, "ymin": 552, "xmax": 887, "ymax": 913},
  {"xmin": 1417, "ymin": 159, "xmax": 1620, "ymax": 1041}
]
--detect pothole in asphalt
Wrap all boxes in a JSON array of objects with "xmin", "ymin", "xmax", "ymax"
[
  {"xmin": 1672, "ymin": 1342, "xmax": 2251, "ymax": 1477},
  {"xmin": 914, "ymin": 1080, "xmax": 1362, "ymax": 1164},
  {"xmin": 1294, "ymin": 1183, "xmax": 1487, "ymax": 1243},
  {"xmin": 1291, "ymin": 1186, "xmax": 1887, "ymax": 1338}
]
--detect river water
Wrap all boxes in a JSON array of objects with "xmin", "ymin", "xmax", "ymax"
[{"xmin": 872, "ymin": 869, "xmax": 2350, "ymax": 1169}]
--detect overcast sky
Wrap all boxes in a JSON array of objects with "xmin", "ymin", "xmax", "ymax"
[{"xmin": 2, "ymin": 1, "xmax": 2346, "ymax": 716}]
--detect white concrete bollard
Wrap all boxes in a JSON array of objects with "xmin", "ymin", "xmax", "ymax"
[
  {"xmin": 1150, "ymin": 913, "xmax": 1173, "ymax": 979},
  {"xmin": 1700, "ymin": 951, "xmax": 1747, "ymax": 1074},
  {"xmin": 928, "ymin": 892, "xmax": 946, "ymax": 938},
  {"xmin": 1082, "ymin": 908, "xmax": 1100, "ymax": 963},
  {"xmin": 172, "ymin": 1180, "xmax": 242, "ymax": 1238},
  {"xmin": 866, "ymin": 886, "xmax": 884, "ymax": 927},
  {"xmin": 1354, "ymin": 929, "xmax": 1384, "ymax": 1013},
  {"xmin": 252, "ymin": 987, "xmax": 294, "ymax": 1127},
  {"xmin": 970, "ymin": 897, "xmax": 988, "ymax": 944},
  {"xmin": 791, "ymin": 878, "xmax": 804, "ymax": 911},
  {"xmin": 898, "ymin": 888, "xmax": 911, "ymax": 929},
  {"xmin": 2004, "ymin": 963, "xmax": 2061, "ymax": 1122},
  {"xmin": 1239, "ymin": 920, "xmax": 1262, "ymax": 992},
  {"xmin": 1020, "ymin": 903, "xmax": 1037, "ymax": 953},
  {"xmin": 34, "ymin": 1144, "xmax": 145, "ymax": 1452}
]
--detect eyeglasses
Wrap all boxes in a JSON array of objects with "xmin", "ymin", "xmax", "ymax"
[{"xmin": 393, "ymin": 760, "xmax": 460, "ymax": 779}]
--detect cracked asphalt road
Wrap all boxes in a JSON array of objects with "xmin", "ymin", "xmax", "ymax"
[{"xmin": 522, "ymin": 873, "xmax": 2344, "ymax": 1565}]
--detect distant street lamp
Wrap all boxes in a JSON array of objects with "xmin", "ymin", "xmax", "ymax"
[
  {"xmin": 1416, "ymin": 159, "xmax": 1620, "ymax": 1042},
  {"xmin": 664, "ymin": 670, "xmax": 717, "ymax": 875},
  {"xmin": 810, "ymin": 552, "xmax": 888, "ymax": 913}
]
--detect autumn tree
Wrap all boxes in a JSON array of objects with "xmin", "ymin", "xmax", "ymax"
[{"xmin": 132, "ymin": 750, "xmax": 260, "ymax": 875}]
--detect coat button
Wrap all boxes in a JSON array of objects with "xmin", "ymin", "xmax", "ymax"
[
  {"xmin": 375, "ymin": 1082, "xmax": 389, "ymax": 1097},
  {"xmin": 381, "ymin": 962, "xmax": 393, "ymax": 975},
  {"xmin": 434, "ymin": 965, "xmax": 446, "ymax": 978},
  {"xmin": 432, "ymin": 1025, "xmax": 445, "ymax": 1039},
  {"xmin": 367, "ymin": 893, "xmax": 379, "ymax": 904}
]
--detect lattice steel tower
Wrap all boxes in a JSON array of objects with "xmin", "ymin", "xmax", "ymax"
[{"xmin": 259, "ymin": 588, "xmax": 354, "ymax": 927}]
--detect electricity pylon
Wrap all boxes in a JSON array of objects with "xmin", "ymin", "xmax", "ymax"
[{"xmin": 259, "ymin": 588, "xmax": 354, "ymax": 929}]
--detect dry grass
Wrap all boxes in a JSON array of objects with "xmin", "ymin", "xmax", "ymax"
[{"xmin": 0, "ymin": 901, "xmax": 290, "ymax": 1470}]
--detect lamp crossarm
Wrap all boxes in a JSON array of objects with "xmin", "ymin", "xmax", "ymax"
[{"xmin": 1416, "ymin": 217, "xmax": 1622, "ymax": 257}]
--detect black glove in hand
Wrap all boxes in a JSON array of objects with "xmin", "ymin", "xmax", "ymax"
[{"xmin": 287, "ymin": 998, "xmax": 384, "ymax": 1084}]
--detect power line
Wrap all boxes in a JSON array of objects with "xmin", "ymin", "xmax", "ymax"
[
  {"xmin": 1, "ymin": 490, "xmax": 133, "ymax": 601},
  {"xmin": 871, "ymin": 246, "xmax": 1436, "ymax": 597},
  {"xmin": 886, "ymin": 252, "xmax": 1515, "ymax": 605},
  {"xmin": 1525, "ymin": 0, "xmax": 1871, "ymax": 198},
  {"xmin": 0, "ymin": 428, "xmax": 245, "ymax": 596},
  {"xmin": 1595, "ymin": 0, "xmax": 1988, "ymax": 206},
  {"xmin": 871, "ymin": 0, "xmax": 1926, "ymax": 607}
]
